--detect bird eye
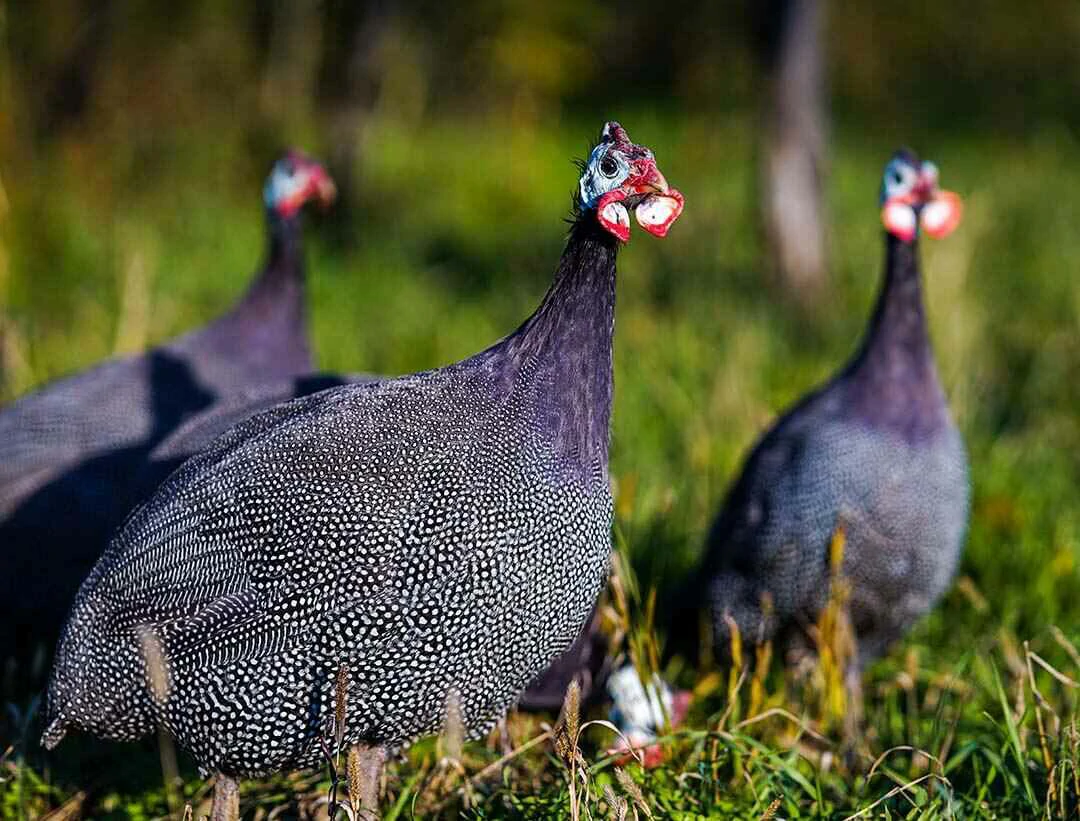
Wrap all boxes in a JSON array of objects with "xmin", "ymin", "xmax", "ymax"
[
  {"xmin": 599, "ymin": 154, "xmax": 619, "ymax": 179},
  {"xmin": 884, "ymin": 162, "xmax": 914, "ymax": 195}
]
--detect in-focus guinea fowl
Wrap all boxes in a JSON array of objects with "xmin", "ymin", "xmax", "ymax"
[
  {"xmin": 685, "ymin": 149, "xmax": 967, "ymax": 673},
  {"xmin": 0, "ymin": 151, "xmax": 335, "ymax": 659},
  {"xmin": 42, "ymin": 122, "xmax": 683, "ymax": 818}
]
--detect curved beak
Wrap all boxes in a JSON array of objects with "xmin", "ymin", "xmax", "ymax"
[
  {"xmin": 309, "ymin": 167, "xmax": 338, "ymax": 210},
  {"xmin": 623, "ymin": 158, "xmax": 671, "ymax": 198}
]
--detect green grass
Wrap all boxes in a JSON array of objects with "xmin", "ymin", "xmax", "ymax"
[{"xmin": 1, "ymin": 110, "xmax": 1078, "ymax": 818}]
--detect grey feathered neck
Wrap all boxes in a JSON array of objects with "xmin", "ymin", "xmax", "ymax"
[
  {"xmin": 494, "ymin": 215, "xmax": 619, "ymax": 484},
  {"xmin": 194, "ymin": 209, "xmax": 312, "ymax": 378},
  {"xmin": 845, "ymin": 232, "xmax": 949, "ymax": 441}
]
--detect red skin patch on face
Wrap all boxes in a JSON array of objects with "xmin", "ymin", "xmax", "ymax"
[
  {"xmin": 275, "ymin": 164, "xmax": 337, "ymax": 219},
  {"xmin": 882, "ymin": 160, "xmax": 963, "ymax": 242}
]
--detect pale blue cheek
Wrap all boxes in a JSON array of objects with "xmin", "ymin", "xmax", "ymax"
[
  {"xmin": 580, "ymin": 173, "xmax": 602, "ymax": 209},
  {"xmin": 580, "ymin": 167, "xmax": 621, "ymax": 210}
]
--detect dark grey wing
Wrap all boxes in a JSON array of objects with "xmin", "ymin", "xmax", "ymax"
[
  {"xmin": 147, "ymin": 373, "xmax": 374, "ymax": 463},
  {"xmin": 0, "ymin": 356, "xmax": 152, "ymax": 515},
  {"xmin": 84, "ymin": 373, "xmax": 500, "ymax": 668},
  {"xmin": 135, "ymin": 373, "xmax": 377, "ymax": 508},
  {"xmin": 0, "ymin": 348, "xmax": 220, "ymax": 518}
]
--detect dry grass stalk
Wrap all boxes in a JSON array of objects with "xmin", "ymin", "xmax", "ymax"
[
  {"xmin": 749, "ymin": 630, "xmax": 773, "ymax": 719},
  {"xmin": 1024, "ymin": 640, "xmax": 1074, "ymax": 812},
  {"xmin": 137, "ymin": 625, "xmax": 171, "ymax": 704},
  {"xmin": 38, "ymin": 790, "xmax": 88, "ymax": 821},
  {"xmin": 135, "ymin": 626, "xmax": 183, "ymax": 814},
  {"xmin": 759, "ymin": 797, "xmax": 782, "ymax": 820},
  {"xmin": 562, "ymin": 680, "xmax": 581, "ymax": 751},
  {"xmin": 554, "ymin": 680, "xmax": 585, "ymax": 820},
  {"xmin": 346, "ymin": 745, "xmax": 363, "ymax": 819},
  {"xmin": 812, "ymin": 523, "xmax": 856, "ymax": 728},
  {"xmin": 615, "ymin": 766, "xmax": 651, "ymax": 819},
  {"xmin": 1050, "ymin": 626, "xmax": 1080, "ymax": 671},
  {"xmin": 603, "ymin": 784, "xmax": 628, "ymax": 821},
  {"xmin": 552, "ymin": 679, "xmax": 649, "ymax": 821},
  {"xmin": 112, "ymin": 242, "xmax": 153, "ymax": 356},
  {"xmin": 723, "ymin": 611, "xmax": 744, "ymax": 725},
  {"xmin": 335, "ymin": 664, "xmax": 350, "ymax": 754}
]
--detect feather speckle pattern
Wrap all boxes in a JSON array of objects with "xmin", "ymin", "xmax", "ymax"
[{"xmin": 695, "ymin": 230, "xmax": 969, "ymax": 665}]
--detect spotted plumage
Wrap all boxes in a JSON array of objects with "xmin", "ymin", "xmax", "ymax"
[
  {"xmin": 42, "ymin": 124, "xmax": 682, "ymax": 795},
  {"xmin": 690, "ymin": 150, "xmax": 969, "ymax": 666},
  {"xmin": 0, "ymin": 152, "xmax": 333, "ymax": 655}
]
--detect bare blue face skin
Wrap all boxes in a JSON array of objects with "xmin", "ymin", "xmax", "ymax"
[
  {"xmin": 263, "ymin": 157, "xmax": 307, "ymax": 212},
  {"xmin": 579, "ymin": 139, "xmax": 633, "ymax": 210},
  {"xmin": 880, "ymin": 156, "xmax": 920, "ymax": 206}
]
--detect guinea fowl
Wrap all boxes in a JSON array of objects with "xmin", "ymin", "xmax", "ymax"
[
  {"xmin": 689, "ymin": 150, "xmax": 967, "ymax": 670},
  {"xmin": 42, "ymin": 122, "xmax": 683, "ymax": 818},
  {"xmin": 0, "ymin": 151, "xmax": 335, "ymax": 657}
]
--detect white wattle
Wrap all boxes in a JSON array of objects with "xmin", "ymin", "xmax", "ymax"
[
  {"xmin": 882, "ymin": 201, "xmax": 917, "ymax": 241},
  {"xmin": 635, "ymin": 195, "xmax": 678, "ymax": 228},
  {"xmin": 921, "ymin": 199, "xmax": 952, "ymax": 236},
  {"xmin": 602, "ymin": 200, "xmax": 630, "ymax": 230}
]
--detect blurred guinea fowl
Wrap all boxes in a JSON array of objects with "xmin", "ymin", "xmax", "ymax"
[
  {"xmin": 42, "ymin": 122, "xmax": 683, "ymax": 818},
  {"xmin": 687, "ymin": 150, "xmax": 967, "ymax": 671},
  {"xmin": 0, "ymin": 151, "xmax": 335, "ymax": 655}
]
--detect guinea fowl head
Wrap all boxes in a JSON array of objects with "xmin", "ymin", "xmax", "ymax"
[
  {"xmin": 263, "ymin": 150, "xmax": 337, "ymax": 220},
  {"xmin": 880, "ymin": 149, "xmax": 962, "ymax": 243},
  {"xmin": 578, "ymin": 122, "xmax": 684, "ymax": 242}
]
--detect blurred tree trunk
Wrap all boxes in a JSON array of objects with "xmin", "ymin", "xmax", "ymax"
[
  {"xmin": 755, "ymin": 0, "xmax": 828, "ymax": 298},
  {"xmin": 255, "ymin": 0, "xmax": 323, "ymax": 124},
  {"xmin": 317, "ymin": 0, "xmax": 394, "ymax": 245}
]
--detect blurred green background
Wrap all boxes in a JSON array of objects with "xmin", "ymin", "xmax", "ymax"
[
  {"xmin": 0, "ymin": 0, "xmax": 1079, "ymax": 815},
  {"xmin": 2, "ymin": 0, "xmax": 1076, "ymax": 611}
]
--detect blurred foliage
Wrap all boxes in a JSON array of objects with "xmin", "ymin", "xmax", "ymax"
[{"xmin": 0, "ymin": 0, "xmax": 1079, "ymax": 817}]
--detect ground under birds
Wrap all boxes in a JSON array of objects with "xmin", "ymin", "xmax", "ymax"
[
  {"xmin": 0, "ymin": 151, "xmax": 335, "ymax": 658},
  {"xmin": 687, "ymin": 150, "xmax": 967, "ymax": 672},
  {"xmin": 42, "ymin": 122, "xmax": 683, "ymax": 818}
]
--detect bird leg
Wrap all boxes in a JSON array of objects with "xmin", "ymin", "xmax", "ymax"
[
  {"xmin": 210, "ymin": 773, "xmax": 239, "ymax": 821},
  {"xmin": 497, "ymin": 715, "xmax": 514, "ymax": 756},
  {"xmin": 347, "ymin": 742, "xmax": 387, "ymax": 819}
]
